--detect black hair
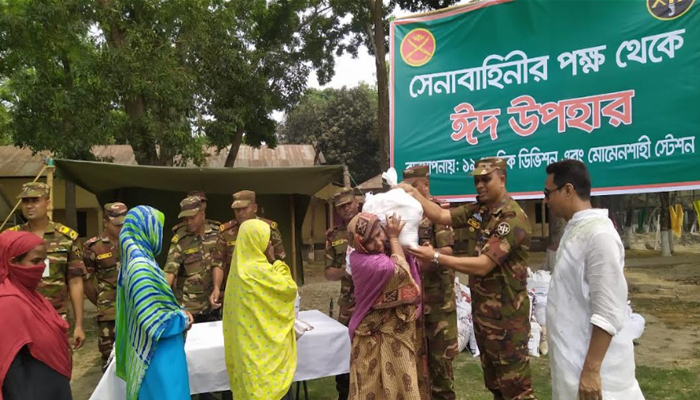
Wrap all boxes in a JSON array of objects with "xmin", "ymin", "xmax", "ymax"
[{"xmin": 545, "ymin": 159, "xmax": 591, "ymax": 200}]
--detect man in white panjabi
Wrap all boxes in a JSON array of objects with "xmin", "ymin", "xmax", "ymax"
[{"xmin": 543, "ymin": 159, "xmax": 644, "ymax": 400}]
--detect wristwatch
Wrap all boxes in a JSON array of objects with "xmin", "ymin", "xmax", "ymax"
[{"xmin": 432, "ymin": 251, "xmax": 440, "ymax": 265}]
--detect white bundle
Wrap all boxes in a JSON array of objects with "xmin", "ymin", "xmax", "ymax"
[
  {"xmin": 528, "ymin": 321, "xmax": 542, "ymax": 357},
  {"xmin": 362, "ymin": 168, "xmax": 424, "ymax": 248}
]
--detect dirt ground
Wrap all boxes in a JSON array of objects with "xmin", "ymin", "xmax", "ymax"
[{"xmin": 70, "ymin": 249, "xmax": 700, "ymax": 400}]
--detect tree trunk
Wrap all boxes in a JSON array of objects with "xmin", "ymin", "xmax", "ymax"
[
  {"xmin": 623, "ymin": 196, "xmax": 635, "ymax": 249},
  {"xmin": 97, "ymin": 0, "xmax": 160, "ymax": 166},
  {"xmin": 65, "ymin": 181, "xmax": 78, "ymax": 232},
  {"xmin": 543, "ymin": 211, "xmax": 566, "ymax": 272},
  {"xmin": 224, "ymin": 129, "xmax": 245, "ymax": 167},
  {"xmin": 659, "ymin": 192, "xmax": 672, "ymax": 257},
  {"xmin": 368, "ymin": 0, "xmax": 390, "ymax": 171}
]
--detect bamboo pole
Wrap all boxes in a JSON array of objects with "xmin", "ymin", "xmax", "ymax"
[
  {"xmin": 0, "ymin": 163, "xmax": 49, "ymax": 231},
  {"xmin": 46, "ymin": 160, "xmax": 55, "ymax": 220},
  {"xmin": 290, "ymin": 196, "xmax": 298, "ymax": 282}
]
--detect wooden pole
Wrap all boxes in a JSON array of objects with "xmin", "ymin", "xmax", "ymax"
[
  {"xmin": 541, "ymin": 201, "xmax": 546, "ymax": 237},
  {"xmin": 46, "ymin": 162, "xmax": 55, "ymax": 221},
  {"xmin": 290, "ymin": 196, "xmax": 298, "ymax": 282}
]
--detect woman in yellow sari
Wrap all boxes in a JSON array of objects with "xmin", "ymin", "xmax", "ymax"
[{"xmin": 222, "ymin": 219, "xmax": 298, "ymax": 400}]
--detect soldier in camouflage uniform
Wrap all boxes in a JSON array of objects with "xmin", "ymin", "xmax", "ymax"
[
  {"xmin": 83, "ymin": 202, "xmax": 127, "ymax": 371},
  {"xmin": 402, "ymin": 158, "xmax": 537, "ymax": 400},
  {"xmin": 164, "ymin": 196, "xmax": 222, "ymax": 323},
  {"xmin": 8, "ymin": 182, "xmax": 87, "ymax": 349},
  {"xmin": 403, "ymin": 165, "xmax": 459, "ymax": 400},
  {"xmin": 324, "ymin": 187, "xmax": 360, "ymax": 400},
  {"xmin": 213, "ymin": 190, "xmax": 286, "ymax": 307}
]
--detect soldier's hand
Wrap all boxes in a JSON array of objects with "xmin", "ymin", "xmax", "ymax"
[
  {"xmin": 578, "ymin": 366, "xmax": 603, "ymax": 400},
  {"xmin": 397, "ymin": 182, "xmax": 417, "ymax": 197},
  {"xmin": 407, "ymin": 243, "xmax": 434, "ymax": 263},
  {"xmin": 210, "ymin": 287, "xmax": 222, "ymax": 309},
  {"xmin": 73, "ymin": 326, "xmax": 86, "ymax": 349},
  {"xmin": 265, "ymin": 241, "xmax": 276, "ymax": 263}
]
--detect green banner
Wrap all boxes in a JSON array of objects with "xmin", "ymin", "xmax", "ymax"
[{"xmin": 390, "ymin": 0, "xmax": 700, "ymax": 200}]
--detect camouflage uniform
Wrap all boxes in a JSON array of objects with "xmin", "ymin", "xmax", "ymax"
[
  {"xmin": 83, "ymin": 202, "xmax": 127, "ymax": 370},
  {"xmin": 9, "ymin": 183, "xmax": 85, "ymax": 318},
  {"xmin": 404, "ymin": 165, "xmax": 459, "ymax": 400},
  {"xmin": 450, "ymin": 158, "xmax": 535, "ymax": 400},
  {"xmin": 217, "ymin": 190, "xmax": 286, "ymax": 292},
  {"xmin": 325, "ymin": 187, "xmax": 358, "ymax": 400},
  {"xmin": 164, "ymin": 196, "xmax": 222, "ymax": 321}
]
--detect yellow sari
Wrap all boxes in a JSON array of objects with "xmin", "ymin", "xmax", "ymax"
[{"xmin": 223, "ymin": 219, "xmax": 298, "ymax": 400}]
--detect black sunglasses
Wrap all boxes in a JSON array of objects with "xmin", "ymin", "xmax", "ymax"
[{"xmin": 543, "ymin": 183, "xmax": 569, "ymax": 199}]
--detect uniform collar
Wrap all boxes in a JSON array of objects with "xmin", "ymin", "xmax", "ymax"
[
  {"xmin": 489, "ymin": 194, "xmax": 512, "ymax": 215},
  {"xmin": 26, "ymin": 219, "xmax": 55, "ymax": 234}
]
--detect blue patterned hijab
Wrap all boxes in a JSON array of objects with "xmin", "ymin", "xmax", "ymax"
[{"xmin": 115, "ymin": 206, "xmax": 183, "ymax": 400}]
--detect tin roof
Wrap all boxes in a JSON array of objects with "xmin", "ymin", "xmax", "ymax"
[{"xmin": 0, "ymin": 144, "xmax": 322, "ymax": 177}]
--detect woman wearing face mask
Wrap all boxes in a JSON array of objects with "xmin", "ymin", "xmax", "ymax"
[
  {"xmin": 347, "ymin": 213, "xmax": 428, "ymax": 400},
  {"xmin": 0, "ymin": 230, "xmax": 72, "ymax": 400}
]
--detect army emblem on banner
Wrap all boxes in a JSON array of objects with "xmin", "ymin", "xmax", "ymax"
[
  {"xmin": 400, "ymin": 28, "xmax": 436, "ymax": 67},
  {"xmin": 647, "ymin": 0, "xmax": 694, "ymax": 20}
]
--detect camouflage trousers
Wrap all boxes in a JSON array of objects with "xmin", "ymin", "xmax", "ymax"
[
  {"xmin": 425, "ymin": 310, "xmax": 459, "ymax": 400},
  {"xmin": 97, "ymin": 320, "xmax": 116, "ymax": 372},
  {"xmin": 474, "ymin": 315, "xmax": 537, "ymax": 400}
]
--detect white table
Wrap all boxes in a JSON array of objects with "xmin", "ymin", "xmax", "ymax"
[{"xmin": 90, "ymin": 310, "xmax": 350, "ymax": 399}]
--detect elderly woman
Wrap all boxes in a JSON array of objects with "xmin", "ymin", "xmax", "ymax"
[
  {"xmin": 223, "ymin": 219, "xmax": 298, "ymax": 400},
  {"xmin": 347, "ymin": 213, "xmax": 429, "ymax": 400},
  {"xmin": 0, "ymin": 230, "xmax": 72, "ymax": 400},
  {"xmin": 116, "ymin": 206, "xmax": 193, "ymax": 400}
]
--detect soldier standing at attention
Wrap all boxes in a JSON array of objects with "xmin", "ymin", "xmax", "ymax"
[
  {"xmin": 83, "ymin": 202, "xmax": 127, "ymax": 371},
  {"xmin": 212, "ymin": 190, "xmax": 285, "ymax": 308},
  {"xmin": 164, "ymin": 196, "xmax": 222, "ymax": 323},
  {"xmin": 403, "ymin": 165, "xmax": 458, "ymax": 400},
  {"xmin": 8, "ymin": 182, "xmax": 86, "ymax": 349},
  {"xmin": 324, "ymin": 187, "xmax": 360, "ymax": 400},
  {"xmin": 401, "ymin": 158, "xmax": 537, "ymax": 400}
]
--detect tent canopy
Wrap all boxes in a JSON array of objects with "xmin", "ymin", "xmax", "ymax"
[{"xmin": 54, "ymin": 159, "xmax": 345, "ymax": 282}]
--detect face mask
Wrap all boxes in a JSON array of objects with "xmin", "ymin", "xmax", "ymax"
[{"xmin": 10, "ymin": 263, "xmax": 45, "ymax": 291}]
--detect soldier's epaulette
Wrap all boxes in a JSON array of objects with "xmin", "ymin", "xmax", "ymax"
[
  {"xmin": 8, "ymin": 225, "xmax": 21, "ymax": 232},
  {"xmin": 56, "ymin": 223, "xmax": 79, "ymax": 240},
  {"xmin": 171, "ymin": 221, "xmax": 185, "ymax": 233},
  {"xmin": 85, "ymin": 236, "xmax": 100, "ymax": 247},
  {"xmin": 259, "ymin": 218, "xmax": 278, "ymax": 230},
  {"xmin": 219, "ymin": 220, "xmax": 237, "ymax": 232},
  {"xmin": 171, "ymin": 234, "xmax": 180, "ymax": 244},
  {"xmin": 207, "ymin": 219, "xmax": 221, "ymax": 227}
]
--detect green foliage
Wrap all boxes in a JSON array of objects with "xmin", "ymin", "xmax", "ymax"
[
  {"xmin": 0, "ymin": 0, "xmax": 345, "ymax": 165},
  {"xmin": 278, "ymin": 84, "xmax": 380, "ymax": 183}
]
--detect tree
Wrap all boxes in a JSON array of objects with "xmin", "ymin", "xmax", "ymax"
[
  {"xmin": 278, "ymin": 84, "xmax": 381, "ymax": 183},
  {"xmin": 0, "ymin": 0, "xmax": 345, "ymax": 165},
  {"xmin": 331, "ymin": 0, "xmax": 460, "ymax": 170}
]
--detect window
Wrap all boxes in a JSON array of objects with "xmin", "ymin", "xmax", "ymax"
[
  {"xmin": 77, "ymin": 211, "xmax": 88, "ymax": 237},
  {"xmin": 535, "ymin": 202, "xmax": 549, "ymax": 224}
]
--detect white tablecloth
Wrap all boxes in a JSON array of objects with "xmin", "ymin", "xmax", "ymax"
[{"xmin": 90, "ymin": 310, "xmax": 350, "ymax": 399}]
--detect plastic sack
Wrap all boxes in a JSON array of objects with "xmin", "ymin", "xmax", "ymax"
[
  {"xmin": 528, "ymin": 321, "xmax": 542, "ymax": 357},
  {"xmin": 455, "ymin": 278, "xmax": 480, "ymax": 356},
  {"xmin": 362, "ymin": 168, "xmax": 424, "ymax": 248}
]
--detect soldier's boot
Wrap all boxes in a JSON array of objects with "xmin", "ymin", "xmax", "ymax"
[
  {"xmin": 539, "ymin": 326, "xmax": 548, "ymax": 356},
  {"xmin": 335, "ymin": 373, "xmax": 349, "ymax": 400},
  {"xmin": 97, "ymin": 321, "xmax": 116, "ymax": 372}
]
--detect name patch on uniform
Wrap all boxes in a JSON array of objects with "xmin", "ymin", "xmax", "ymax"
[
  {"xmin": 270, "ymin": 221, "xmax": 278, "ymax": 230},
  {"xmin": 227, "ymin": 240, "xmax": 237, "ymax": 247},
  {"xmin": 332, "ymin": 239, "xmax": 347, "ymax": 246},
  {"xmin": 171, "ymin": 234, "xmax": 179, "ymax": 244},
  {"xmin": 467, "ymin": 218, "xmax": 481, "ymax": 229},
  {"xmin": 97, "ymin": 252, "xmax": 113, "ymax": 260},
  {"xmin": 184, "ymin": 248, "xmax": 199, "ymax": 255}
]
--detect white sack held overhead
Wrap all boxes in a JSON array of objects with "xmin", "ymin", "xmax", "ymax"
[{"xmin": 362, "ymin": 168, "xmax": 424, "ymax": 248}]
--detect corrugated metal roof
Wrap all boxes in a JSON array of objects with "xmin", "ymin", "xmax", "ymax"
[{"xmin": 0, "ymin": 144, "xmax": 319, "ymax": 177}]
